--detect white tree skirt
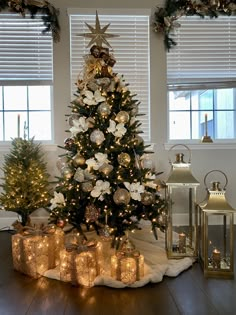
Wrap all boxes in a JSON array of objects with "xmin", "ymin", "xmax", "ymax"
[{"xmin": 44, "ymin": 221, "xmax": 195, "ymax": 288}]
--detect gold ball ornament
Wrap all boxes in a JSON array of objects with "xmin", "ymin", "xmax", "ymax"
[
  {"xmin": 117, "ymin": 153, "xmax": 131, "ymax": 167},
  {"xmin": 61, "ymin": 166, "xmax": 74, "ymax": 180},
  {"xmin": 99, "ymin": 163, "xmax": 113, "ymax": 175},
  {"xmin": 90, "ymin": 129, "xmax": 105, "ymax": 145},
  {"xmin": 72, "ymin": 153, "xmax": 86, "ymax": 167},
  {"xmin": 115, "ymin": 111, "xmax": 130, "ymax": 124},
  {"xmin": 81, "ymin": 181, "xmax": 94, "ymax": 192},
  {"xmin": 113, "ymin": 188, "xmax": 131, "ymax": 205},
  {"xmin": 133, "ymin": 135, "xmax": 144, "ymax": 145},
  {"xmin": 85, "ymin": 204, "xmax": 100, "ymax": 222},
  {"xmin": 141, "ymin": 191, "xmax": 155, "ymax": 205},
  {"xmin": 97, "ymin": 102, "xmax": 111, "ymax": 117}
]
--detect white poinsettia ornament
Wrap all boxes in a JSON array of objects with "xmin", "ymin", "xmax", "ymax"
[
  {"xmin": 107, "ymin": 120, "xmax": 127, "ymax": 138},
  {"xmin": 69, "ymin": 116, "xmax": 89, "ymax": 136},
  {"xmin": 124, "ymin": 182, "xmax": 145, "ymax": 201},
  {"xmin": 91, "ymin": 180, "xmax": 111, "ymax": 201},
  {"xmin": 83, "ymin": 89, "xmax": 106, "ymax": 105},
  {"xmin": 50, "ymin": 192, "xmax": 65, "ymax": 210}
]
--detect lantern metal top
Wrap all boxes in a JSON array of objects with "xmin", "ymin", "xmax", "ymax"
[
  {"xmin": 199, "ymin": 170, "xmax": 236, "ymax": 213},
  {"xmin": 166, "ymin": 144, "xmax": 199, "ymax": 186}
]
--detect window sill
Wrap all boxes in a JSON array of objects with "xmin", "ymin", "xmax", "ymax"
[{"xmin": 164, "ymin": 141, "xmax": 236, "ymax": 150}]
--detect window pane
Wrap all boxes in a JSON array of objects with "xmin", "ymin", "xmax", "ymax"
[
  {"xmin": 4, "ymin": 86, "xmax": 27, "ymax": 110},
  {"xmin": 169, "ymin": 111, "xmax": 190, "ymax": 139},
  {"xmin": 215, "ymin": 111, "xmax": 235, "ymax": 139},
  {"xmin": 28, "ymin": 86, "xmax": 51, "ymax": 110},
  {"xmin": 169, "ymin": 88, "xmax": 236, "ymax": 140},
  {"xmin": 4, "ymin": 111, "xmax": 27, "ymax": 140},
  {"xmin": 29, "ymin": 111, "xmax": 51, "ymax": 140},
  {"xmin": 169, "ymin": 91, "xmax": 190, "ymax": 110},
  {"xmin": 199, "ymin": 90, "xmax": 213, "ymax": 110}
]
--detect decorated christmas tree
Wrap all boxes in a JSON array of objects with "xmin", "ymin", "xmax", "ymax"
[
  {"xmin": 0, "ymin": 137, "xmax": 51, "ymax": 226},
  {"xmin": 49, "ymin": 12, "xmax": 166, "ymax": 241}
]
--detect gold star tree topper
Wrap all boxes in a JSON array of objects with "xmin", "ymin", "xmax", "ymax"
[{"xmin": 77, "ymin": 11, "xmax": 119, "ymax": 48}]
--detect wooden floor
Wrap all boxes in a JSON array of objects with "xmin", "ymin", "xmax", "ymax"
[{"xmin": 1, "ymin": 230, "xmax": 236, "ymax": 315}]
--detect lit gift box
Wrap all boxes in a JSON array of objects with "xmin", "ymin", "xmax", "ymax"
[
  {"xmin": 12, "ymin": 224, "xmax": 64, "ymax": 279},
  {"xmin": 53, "ymin": 228, "xmax": 65, "ymax": 265},
  {"xmin": 111, "ymin": 238, "xmax": 144, "ymax": 285},
  {"xmin": 60, "ymin": 239, "xmax": 104, "ymax": 287}
]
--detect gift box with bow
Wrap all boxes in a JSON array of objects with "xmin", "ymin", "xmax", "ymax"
[
  {"xmin": 111, "ymin": 238, "xmax": 144, "ymax": 285},
  {"xmin": 11, "ymin": 222, "xmax": 64, "ymax": 279},
  {"xmin": 59, "ymin": 238, "xmax": 103, "ymax": 287}
]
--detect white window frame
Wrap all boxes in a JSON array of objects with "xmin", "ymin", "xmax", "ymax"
[
  {"xmin": 166, "ymin": 15, "xmax": 236, "ymax": 150},
  {"xmin": 0, "ymin": 13, "xmax": 53, "ymax": 143},
  {"xmin": 68, "ymin": 8, "xmax": 151, "ymax": 143}
]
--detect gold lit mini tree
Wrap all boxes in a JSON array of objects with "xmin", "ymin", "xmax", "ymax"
[
  {"xmin": 49, "ymin": 12, "xmax": 166, "ymax": 241},
  {"xmin": 0, "ymin": 137, "xmax": 51, "ymax": 226}
]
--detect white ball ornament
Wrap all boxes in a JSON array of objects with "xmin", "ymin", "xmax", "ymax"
[{"xmin": 90, "ymin": 129, "xmax": 105, "ymax": 145}]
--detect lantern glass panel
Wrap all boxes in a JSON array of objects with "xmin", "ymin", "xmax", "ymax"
[
  {"xmin": 168, "ymin": 187, "xmax": 197, "ymax": 257},
  {"xmin": 206, "ymin": 213, "xmax": 231, "ymax": 271}
]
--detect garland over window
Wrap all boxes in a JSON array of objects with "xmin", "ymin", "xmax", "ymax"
[
  {"xmin": 0, "ymin": 0, "xmax": 60, "ymax": 42},
  {"xmin": 153, "ymin": 0, "xmax": 236, "ymax": 51}
]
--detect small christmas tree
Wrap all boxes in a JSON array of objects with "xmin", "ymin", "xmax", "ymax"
[
  {"xmin": 49, "ymin": 12, "xmax": 166, "ymax": 240},
  {"xmin": 0, "ymin": 137, "xmax": 51, "ymax": 225}
]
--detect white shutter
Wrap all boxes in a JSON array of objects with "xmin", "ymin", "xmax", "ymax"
[
  {"xmin": 69, "ymin": 10, "xmax": 150, "ymax": 142},
  {"xmin": 167, "ymin": 15, "xmax": 236, "ymax": 91},
  {"xmin": 0, "ymin": 13, "xmax": 53, "ymax": 85}
]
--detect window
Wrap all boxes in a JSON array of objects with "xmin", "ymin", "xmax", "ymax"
[
  {"xmin": 0, "ymin": 13, "xmax": 53, "ymax": 141},
  {"xmin": 68, "ymin": 9, "xmax": 150, "ymax": 142},
  {"xmin": 167, "ymin": 16, "xmax": 236, "ymax": 141}
]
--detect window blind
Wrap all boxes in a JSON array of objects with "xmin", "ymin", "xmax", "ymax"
[
  {"xmin": 0, "ymin": 13, "xmax": 53, "ymax": 85},
  {"xmin": 69, "ymin": 11, "xmax": 150, "ymax": 142},
  {"xmin": 167, "ymin": 15, "xmax": 236, "ymax": 91}
]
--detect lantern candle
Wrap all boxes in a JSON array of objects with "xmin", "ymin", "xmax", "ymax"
[
  {"xmin": 179, "ymin": 233, "xmax": 186, "ymax": 253},
  {"xmin": 212, "ymin": 249, "xmax": 221, "ymax": 269}
]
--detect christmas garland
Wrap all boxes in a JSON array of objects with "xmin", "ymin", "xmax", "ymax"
[
  {"xmin": 153, "ymin": 0, "xmax": 236, "ymax": 51},
  {"xmin": 0, "ymin": 0, "xmax": 60, "ymax": 42}
]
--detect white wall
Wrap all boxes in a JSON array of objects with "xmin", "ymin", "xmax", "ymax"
[{"xmin": 1, "ymin": 0, "xmax": 236, "ymax": 229}]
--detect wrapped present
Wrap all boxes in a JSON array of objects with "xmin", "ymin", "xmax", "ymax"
[
  {"xmin": 60, "ymin": 238, "xmax": 104, "ymax": 287},
  {"xmin": 111, "ymin": 238, "xmax": 144, "ymax": 285},
  {"xmin": 11, "ymin": 222, "xmax": 64, "ymax": 279},
  {"xmin": 53, "ymin": 228, "xmax": 65, "ymax": 265}
]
